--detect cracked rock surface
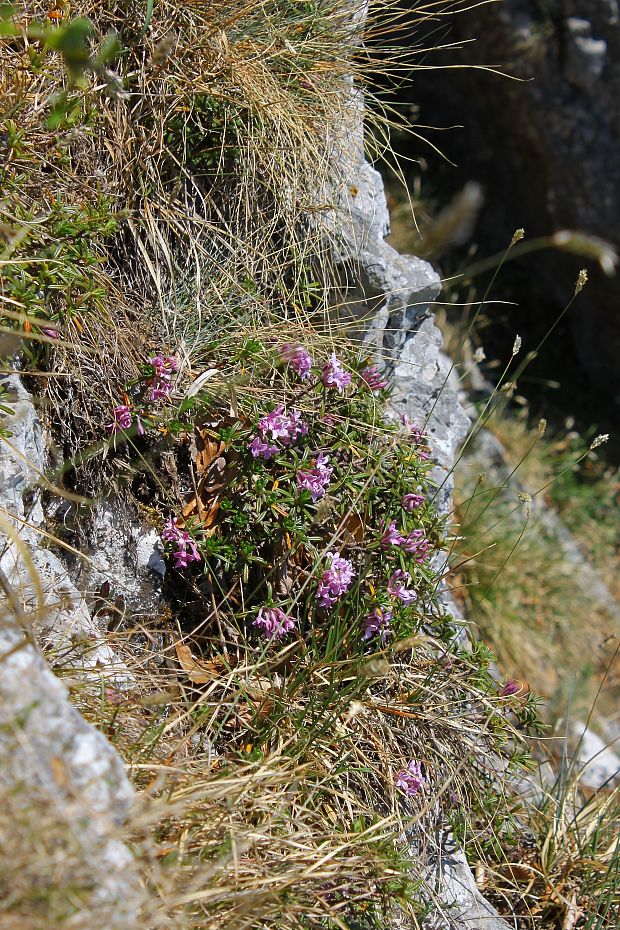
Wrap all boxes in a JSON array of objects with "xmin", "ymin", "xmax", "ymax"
[{"xmin": 0, "ymin": 373, "xmax": 141, "ymax": 927}]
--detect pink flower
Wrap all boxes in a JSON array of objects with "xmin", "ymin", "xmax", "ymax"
[
  {"xmin": 149, "ymin": 354, "xmax": 179, "ymax": 377},
  {"xmin": 161, "ymin": 517, "xmax": 201, "ymax": 570},
  {"xmin": 253, "ymin": 606, "xmax": 296, "ymax": 640},
  {"xmin": 380, "ymin": 520, "xmax": 404, "ymax": 549},
  {"xmin": 148, "ymin": 354, "xmax": 179, "ymax": 403},
  {"xmin": 360, "ymin": 364, "xmax": 388, "ymax": 394},
  {"xmin": 402, "ymin": 492, "xmax": 425, "ymax": 511},
  {"xmin": 274, "ymin": 409, "xmax": 308, "ymax": 447},
  {"xmin": 297, "ymin": 452, "xmax": 333, "ymax": 502},
  {"xmin": 42, "ymin": 327, "xmax": 60, "ymax": 339},
  {"xmin": 387, "ymin": 570, "xmax": 416, "ymax": 605},
  {"xmin": 395, "ymin": 760, "xmax": 425, "ymax": 797},
  {"xmin": 379, "ymin": 522, "xmax": 431, "ymax": 561},
  {"xmin": 150, "ymin": 381, "xmax": 172, "ymax": 402},
  {"xmin": 249, "ymin": 437, "xmax": 279, "ymax": 460},
  {"xmin": 401, "ymin": 530, "xmax": 432, "ymax": 562},
  {"xmin": 279, "ymin": 344, "xmax": 313, "ymax": 380},
  {"xmin": 108, "ymin": 404, "xmax": 133, "ymax": 432},
  {"xmin": 361, "ymin": 607, "xmax": 392, "ymax": 642},
  {"xmin": 316, "ymin": 552, "xmax": 355, "ymax": 609},
  {"xmin": 172, "ymin": 543, "xmax": 201, "ymax": 569},
  {"xmin": 322, "ymin": 353, "xmax": 352, "ymax": 393},
  {"xmin": 500, "ymin": 680, "xmax": 519, "ymax": 697},
  {"xmin": 249, "ymin": 406, "xmax": 308, "ymax": 459}
]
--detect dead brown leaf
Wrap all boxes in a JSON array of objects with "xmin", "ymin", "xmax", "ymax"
[
  {"xmin": 341, "ymin": 510, "xmax": 365, "ymax": 543},
  {"xmin": 195, "ymin": 428, "xmax": 226, "ymax": 475},
  {"xmin": 497, "ymin": 863, "xmax": 537, "ymax": 884},
  {"xmin": 183, "ymin": 423, "xmax": 239, "ymax": 531},
  {"xmin": 175, "ymin": 643, "xmax": 226, "ymax": 683}
]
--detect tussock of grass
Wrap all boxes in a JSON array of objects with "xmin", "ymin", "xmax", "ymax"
[
  {"xmin": 469, "ymin": 755, "xmax": 620, "ymax": 930},
  {"xmin": 451, "ymin": 416, "xmax": 620, "ymax": 724},
  {"xmin": 1, "ymin": 1, "xmax": 476, "ymax": 468},
  {"xmin": 3, "ymin": 0, "xmax": 369, "ymax": 472},
  {"xmin": 58, "ymin": 601, "xmax": 533, "ymax": 928}
]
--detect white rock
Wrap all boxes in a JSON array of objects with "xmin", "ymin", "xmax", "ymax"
[{"xmin": 570, "ymin": 721, "xmax": 620, "ymax": 790}]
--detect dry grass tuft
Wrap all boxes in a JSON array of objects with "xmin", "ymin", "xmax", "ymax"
[
  {"xmin": 55, "ymin": 608, "xmax": 531, "ymax": 927},
  {"xmin": 471, "ymin": 756, "xmax": 620, "ymax": 930}
]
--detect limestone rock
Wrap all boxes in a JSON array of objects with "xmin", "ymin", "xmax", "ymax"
[
  {"xmin": 391, "ymin": 322, "xmax": 470, "ymax": 516},
  {"xmin": 332, "ymin": 125, "xmax": 443, "ymax": 360},
  {"xmin": 565, "ymin": 18, "xmax": 607, "ymax": 92},
  {"xmin": 330, "ymin": 121, "xmax": 470, "ymax": 515},
  {"xmin": 0, "ymin": 618, "xmax": 141, "ymax": 928},
  {"xmin": 425, "ymin": 845, "xmax": 513, "ymax": 930},
  {"xmin": 0, "ymin": 373, "xmax": 141, "ymax": 924},
  {"xmin": 569, "ymin": 721, "xmax": 620, "ymax": 790},
  {"xmin": 0, "ymin": 375, "xmax": 123, "ymax": 670},
  {"xmin": 71, "ymin": 498, "xmax": 165, "ymax": 619}
]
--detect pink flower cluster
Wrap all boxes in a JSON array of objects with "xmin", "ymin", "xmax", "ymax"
[
  {"xmin": 387, "ymin": 569, "xmax": 416, "ymax": 605},
  {"xmin": 379, "ymin": 521, "xmax": 431, "ymax": 563},
  {"xmin": 361, "ymin": 606, "xmax": 392, "ymax": 642},
  {"xmin": 401, "ymin": 529, "xmax": 432, "ymax": 561},
  {"xmin": 403, "ymin": 492, "xmax": 425, "ymax": 511},
  {"xmin": 108, "ymin": 351, "xmax": 179, "ymax": 437},
  {"xmin": 394, "ymin": 760, "xmax": 425, "ymax": 797},
  {"xmin": 360, "ymin": 364, "xmax": 388, "ymax": 394},
  {"xmin": 249, "ymin": 405, "xmax": 308, "ymax": 460},
  {"xmin": 253, "ymin": 606, "xmax": 296, "ymax": 640},
  {"xmin": 380, "ymin": 520, "xmax": 403, "ymax": 549},
  {"xmin": 108, "ymin": 404, "xmax": 144, "ymax": 436},
  {"xmin": 297, "ymin": 452, "xmax": 333, "ymax": 502},
  {"xmin": 279, "ymin": 344, "xmax": 313, "ymax": 380},
  {"xmin": 149, "ymin": 354, "xmax": 179, "ymax": 402},
  {"xmin": 316, "ymin": 552, "xmax": 355, "ymax": 609},
  {"xmin": 322, "ymin": 354, "xmax": 351, "ymax": 393},
  {"xmin": 161, "ymin": 517, "xmax": 201, "ymax": 570}
]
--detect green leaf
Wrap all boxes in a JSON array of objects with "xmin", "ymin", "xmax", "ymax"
[
  {"xmin": 140, "ymin": 0, "xmax": 155, "ymax": 37},
  {"xmin": 45, "ymin": 92, "xmax": 72, "ymax": 130},
  {"xmin": 93, "ymin": 31, "xmax": 121, "ymax": 69},
  {"xmin": 45, "ymin": 18, "xmax": 93, "ymax": 79}
]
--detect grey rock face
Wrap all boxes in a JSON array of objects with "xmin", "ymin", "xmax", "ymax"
[
  {"xmin": 0, "ymin": 619, "xmax": 141, "ymax": 929},
  {"xmin": 0, "ymin": 374, "xmax": 141, "ymax": 925},
  {"xmin": 0, "ymin": 376, "xmax": 122, "ymax": 671},
  {"xmin": 1, "ymin": 374, "xmax": 163, "ymax": 664},
  {"xmin": 565, "ymin": 18, "xmax": 607, "ymax": 92},
  {"xmin": 334, "ymin": 146, "xmax": 443, "ymax": 361},
  {"xmin": 391, "ymin": 323, "xmax": 470, "ymax": 516},
  {"xmin": 72, "ymin": 498, "xmax": 165, "ymax": 619},
  {"xmin": 331, "ymin": 124, "xmax": 470, "ymax": 512},
  {"xmin": 425, "ymin": 845, "xmax": 514, "ymax": 930}
]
